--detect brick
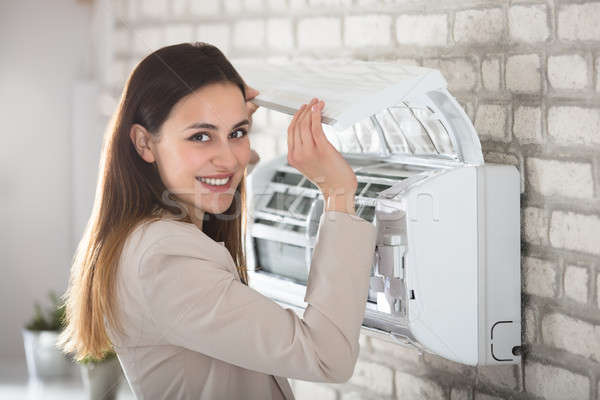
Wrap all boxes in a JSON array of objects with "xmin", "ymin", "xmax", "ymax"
[
  {"xmin": 293, "ymin": 380, "xmax": 336, "ymax": 400},
  {"xmin": 481, "ymin": 56, "xmax": 500, "ymax": 91},
  {"xmin": 171, "ymin": 0, "xmax": 188, "ymax": 16},
  {"xmin": 523, "ymin": 256, "xmax": 557, "ymax": 298},
  {"xmin": 345, "ymin": 15, "xmax": 392, "ymax": 47},
  {"xmin": 548, "ymin": 54, "xmax": 588, "ymax": 90},
  {"xmin": 395, "ymin": 372, "xmax": 445, "ymax": 399},
  {"xmin": 474, "ymin": 104, "xmax": 507, "ymax": 141},
  {"xmin": 526, "ymin": 158, "xmax": 594, "ymax": 199},
  {"xmin": 224, "ymin": 0, "xmax": 242, "ymax": 14},
  {"xmin": 550, "ymin": 211, "xmax": 600, "ymax": 255},
  {"xmin": 267, "ymin": 0, "xmax": 287, "ymax": 11},
  {"xmin": 348, "ymin": 360, "xmax": 394, "ymax": 396},
  {"xmin": 506, "ymin": 54, "xmax": 541, "ymax": 93},
  {"xmin": 475, "ymin": 394, "xmax": 503, "ymax": 400},
  {"xmin": 290, "ymin": 0, "xmax": 307, "ymax": 10},
  {"xmin": 139, "ymin": 0, "xmax": 168, "ymax": 18},
  {"xmin": 423, "ymin": 353, "xmax": 473, "ymax": 376},
  {"xmin": 422, "ymin": 58, "xmax": 477, "ymax": 92},
  {"xmin": 477, "ymin": 365, "xmax": 518, "ymax": 390},
  {"xmin": 513, "ymin": 106, "xmax": 542, "ymax": 143},
  {"xmin": 596, "ymin": 57, "xmax": 600, "ymax": 91},
  {"xmin": 369, "ymin": 336, "xmax": 422, "ymax": 364},
  {"xmin": 548, "ymin": 106, "xmax": 600, "ymax": 146},
  {"xmin": 523, "ymin": 207, "xmax": 548, "ymax": 246},
  {"xmin": 309, "ymin": 0, "xmax": 352, "ymax": 5},
  {"xmin": 454, "ymin": 8, "xmax": 504, "ymax": 44},
  {"xmin": 165, "ymin": 25, "xmax": 194, "ymax": 45},
  {"xmin": 244, "ymin": 0, "xmax": 265, "ymax": 11},
  {"xmin": 451, "ymin": 387, "xmax": 471, "ymax": 400},
  {"xmin": 113, "ymin": 28, "xmax": 130, "ymax": 54},
  {"xmin": 233, "ymin": 20, "xmax": 265, "ymax": 48},
  {"xmin": 525, "ymin": 362, "xmax": 589, "ymax": 400},
  {"xmin": 542, "ymin": 313, "xmax": 600, "ymax": 361},
  {"xmin": 196, "ymin": 24, "xmax": 230, "ymax": 54},
  {"xmin": 190, "ymin": 0, "xmax": 220, "ymax": 16},
  {"xmin": 396, "ymin": 14, "xmax": 447, "ymax": 47},
  {"xmin": 298, "ymin": 18, "xmax": 341, "ymax": 48},
  {"xmin": 132, "ymin": 27, "xmax": 164, "ymax": 55},
  {"xmin": 267, "ymin": 18, "xmax": 294, "ymax": 50},
  {"xmin": 597, "ymin": 274, "xmax": 600, "ymax": 308},
  {"xmin": 524, "ymin": 306, "xmax": 537, "ymax": 343},
  {"xmin": 509, "ymin": 5, "xmax": 549, "ymax": 43},
  {"xmin": 558, "ymin": 3, "xmax": 600, "ymax": 41},
  {"xmin": 340, "ymin": 392, "xmax": 367, "ymax": 400},
  {"xmin": 107, "ymin": 59, "xmax": 128, "ymax": 88},
  {"xmin": 564, "ymin": 265, "xmax": 589, "ymax": 304}
]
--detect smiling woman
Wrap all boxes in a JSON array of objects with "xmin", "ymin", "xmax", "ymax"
[{"xmin": 56, "ymin": 42, "xmax": 376, "ymax": 400}]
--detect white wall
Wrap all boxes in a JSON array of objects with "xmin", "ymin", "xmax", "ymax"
[{"xmin": 0, "ymin": 0, "xmax": 92, "ymax": 357}]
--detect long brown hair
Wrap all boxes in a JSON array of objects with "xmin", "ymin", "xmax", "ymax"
[{"xmin": 57, "ymin": 42, "xmax": 250, "ymax": 361}]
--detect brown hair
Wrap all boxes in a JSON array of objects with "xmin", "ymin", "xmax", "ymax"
[{"xmin": 57, "ymin": 42, "xmax": 250, "ymax": 361}]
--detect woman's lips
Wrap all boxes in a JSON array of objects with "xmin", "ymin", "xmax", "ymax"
[{"xmin": 195, "ymin": 175, "xmax": 234, "ymax": 193}]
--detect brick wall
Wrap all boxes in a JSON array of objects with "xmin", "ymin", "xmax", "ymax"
[{"xmin": 104, "ymin": 1, "xmax": 600, "ymax": 399}]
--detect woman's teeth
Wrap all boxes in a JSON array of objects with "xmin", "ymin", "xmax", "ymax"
[{"xmin": 198, "ymin": 176, "xmax": 231, "ymax": 186}]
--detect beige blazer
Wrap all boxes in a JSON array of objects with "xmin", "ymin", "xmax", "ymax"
[{"xmin": 106, "ymin": 209, "xmax": 377, "ymax": 400}]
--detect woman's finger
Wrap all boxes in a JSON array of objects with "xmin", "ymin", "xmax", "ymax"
[
  {"xmin": 245, "ymin": 84, "xmax": 259, "ymax": 101},
  {"xmin": 310, "ymin": 100, "xmax": 327, "ymax": 147},
  {"xmin": 298, "ymin": 98, "xmax": 317, "ymax": 148},
  {"xmin": 291, "ymin": 104, "xmax": 307, "ymax": 154}
]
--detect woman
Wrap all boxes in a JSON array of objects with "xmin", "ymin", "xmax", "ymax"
[{"xmin": 58, "ymin": 42, "xmax": 376, "ymax": 400}]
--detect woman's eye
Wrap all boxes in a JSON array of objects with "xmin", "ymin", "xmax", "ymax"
[
  {"xmin": 230, "ymin": 128, "xmax": 248, "ymax": 139},
  {"xmin": 190, "ymin": 132, "xmax": 210, "ymax": 142}
]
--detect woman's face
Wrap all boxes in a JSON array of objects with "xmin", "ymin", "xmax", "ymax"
[{"xmin": 135, "ymin": 81, "xmax": 251, "ymax": 222}]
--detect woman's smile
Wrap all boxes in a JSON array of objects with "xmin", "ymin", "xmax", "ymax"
[{"xmin": 196, "ymin": 173, "xmax": 234, "ymax": 192}]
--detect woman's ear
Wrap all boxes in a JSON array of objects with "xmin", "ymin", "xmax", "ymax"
[{"xmin": 130, "ymin": 123, "xmax": 156, "ymax": 164}]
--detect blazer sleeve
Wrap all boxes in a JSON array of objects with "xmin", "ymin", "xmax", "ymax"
[{"xmin": 138, "ymin": 210, "xmax": 377, "ymax": 383}]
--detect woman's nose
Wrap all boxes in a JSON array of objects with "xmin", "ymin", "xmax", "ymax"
[{"xmin": 212, "ymin": 140, "xmax": 239, "ymax": 170}]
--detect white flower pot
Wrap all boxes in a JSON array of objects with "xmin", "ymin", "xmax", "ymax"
[
  {"xmin": 22, "ymin": 328, "xmax": 73, "ymax": 381},
  {"xmin": 79, "ymin": 356, "xmax": 123, "ymax": 400}
]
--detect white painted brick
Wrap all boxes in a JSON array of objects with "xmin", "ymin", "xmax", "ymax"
[
  {"xmin": 244, "ymin": 0, "xmax": 265, "ymax": 11},
  {"xmin": 454, "ymin": 8, "xmax": 504, "ymax": 44},
  {"xmin": 506, "ymin": 54, "xmax": 541, "ymax": 93},
  {"xmin": 224, "ymin": 0, "xmax": 242, "ymax": 14},
  {"xmin": 523, "ymin": 256, "xmax": 557, "ymax": 298},
  {"xmin": 233, "ymin": 20, "xmax": 265, "ymax": 48},
  {"xmin": 309, "ymin": 0, "xmax": 352, "ymax": 6},
  {"xmin": 107, "ymin": 59, "xmax": 128, "ymax": 87},
  {"xmin": 450, "ymin": 387, "xmax": 471, "ymax": 400},
  {"xmin": 423, "ymin": 353, "xmax": 472, "ymax": 376},
  {"xmin": 348, "ymin": 360, "xmax": 394, "ymax": 396},
  {"xmin": 190, "ymin": 0, "xmax": 220, "ymax": 16},
  {"xmin": 172, "ymin": 0, "xmax": 188, "ymax": 17},
  {"xmin": 542, "ymin": 313, "xmax": 600, "ymax": 361},
  {"xmin": 369, "ymin": 336, "xmax": 421, "ymax": 364},
  {"xmin": 165, "ymin": 25, "xmax": 194, "ymax": 45},
  {"xmin": 548, "ymin": 54, "xmax": 588, "ymax": 90},
  {"xmin": 112, "ymin": 0, "xmax": 128, "ymax": 22},
  {"xmin": 513, "ymin": 106, "xmax": 542, "ymax": 143},
  {"xmin": 596, "ymin": 56, "xmax": 600, "ymax": 92},
  {"xmin": 475, "ymin": 394, "xmax": 503, "ymax": 400},
  {"xmin": 597, "ymin": 274, "xmax": 600, "ymax": 308},
  {"xmin": 524, "ymin": 306, "xmax": 537, "ymax": 343},
  {"xmin": 523, "ymin": 207, "xmax": 548, "ymax": 246},
  {"xmin": 478, "ymin": 366, "xmax": 518, "ymax": 391},
  {"xmin": 395, "ymin": 372, "xmax": 445, "ymax": 399},
  {"xmin": 290, "ymin": 0, "xmax": 307, "ymax": 10},
  {"xmin": 550, "ymin": 211, "xmax": 600, "ymax": 255},
  {"xmin": 509, "ymin": 5, "xmax": 549, "ymax": 43},
  {"xmin": 298, "ymin": 18, "xmax": 341, "ymax": 48},
  {"xmin": 564, "ymin": 265, "xmax": 589, "ymax": 304},
  {"xmin": 474, "ymin": 104, "xmax": 507, "ymax": 141},
  {"xmin": 267, "ymin": 18, "xmax": 294, "ymax": 50},
  {"xmin": 340, "ymin": 392, "xmax": 366, "ymax": 400},
  {"xmin": 396, "ymin": 14, "xmax": 447, "ymax": 47},
  {"xmin": 558, "ymin": 3, "xmax": 600, "ymax": 41},
  {"xmin": 132, "ymin": 27, "xmax": 164, "ymax": 55},
  {"xmin": 345, "ymin": 15, "xmax": 392, "ymax": 47},
  {"xmin": 139, "ymin": 0, "xmax": 168, "ymax": 18},
  {"xmin": 113, "ymin": 28, "xmax": 130, "ymax": 54},
  {"xmin": 422, "ymin": 58, "xmax": 477, "ymax": 92},
  {"xmin": 293, "ymin": 379, "xmax": 336, "ymax": 400},
  {"xmin": 548, "ymin": 106, "xmax": 600, "ymax": 146},
  {"xmin": 525, "ymin": 362, "xmax": 589, "ymax": 400},
  {"xmin": 526, "ymin": 158, "xmax": 594, "ymax": 199},
  {"xmin": 482, "ymin": 56, "xmax": 500, "ymax": 91},
  {"xmin": 196, "ymin": 24, "xmax": 230, "ymax": 54},
  {"xmin": 267, "ymin": 0, "xmax": 287, "ymax": 11}
]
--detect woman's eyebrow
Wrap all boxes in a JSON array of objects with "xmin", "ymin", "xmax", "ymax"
[{"xmin": 183, "ymin": 119, "xmax": 250, "ymax": 131}]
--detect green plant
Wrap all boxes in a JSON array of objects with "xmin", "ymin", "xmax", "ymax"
[
  {"xmin": 24, "ymin": 290, "xmax": 66, "ymax": 331},
  {"xmin": 79, "ymin": 349, "xmax": 117, "ymax": 365}
]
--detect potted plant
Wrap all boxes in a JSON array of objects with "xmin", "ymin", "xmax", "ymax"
[
  {"xmin": 79, "ymin": 349, "xmax": 123, "ymax": 400},
  {"xmin": 22, "ymin": 290, "xmax": 73, "ymax": 381}
]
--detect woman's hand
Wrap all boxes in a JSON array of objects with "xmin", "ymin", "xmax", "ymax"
[{"xmin": 287, "ymin": 98, "xmax": 357, "ymax": 215}]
